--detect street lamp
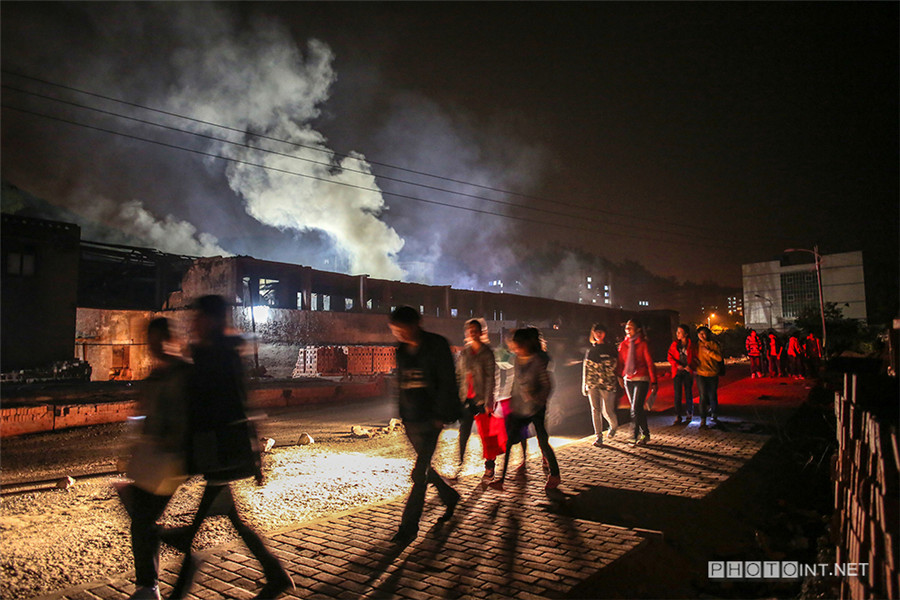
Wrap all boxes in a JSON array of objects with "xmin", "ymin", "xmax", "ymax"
[{"xmin": 784, "ymin": 245, "xmax": 826, "ymax": 356}]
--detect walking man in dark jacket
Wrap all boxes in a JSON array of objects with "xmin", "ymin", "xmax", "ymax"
[{"xmin": 388, "ymin": 306, "xmax": 461, "ymax": 546}]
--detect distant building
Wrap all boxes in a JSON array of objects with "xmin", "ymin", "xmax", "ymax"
[
  {"xmin": 742, "ymin": 250, "xmax": 866, "ymax": 332},
  {"xmin": 577, "ymin": 273, "xmax": 613, "ymax": 306}
]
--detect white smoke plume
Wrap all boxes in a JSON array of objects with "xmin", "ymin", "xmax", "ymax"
[
  {"xmin": 161, "ymin": 9, "xmax": 406, "ymax": 279},
  {"xmin": 77, "ymin": 195, "xmax": 229, "ymax": 257}
]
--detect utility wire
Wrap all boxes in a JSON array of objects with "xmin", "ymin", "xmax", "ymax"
[
  {"xmin": 2, "ymin": 102, "xmax": 744, "ymax": 250},
  {"xmin": 2, "ymin": 82, "xmax": 765, "ymax": 245},
  {"xmin": 1, "ymin": 70, "xmax": 798, "ymax": 243}
]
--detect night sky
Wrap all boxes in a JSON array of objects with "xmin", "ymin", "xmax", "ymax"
[{"xmin": 2, "ymin": 3, "xmax": 897, "ymax": 298}]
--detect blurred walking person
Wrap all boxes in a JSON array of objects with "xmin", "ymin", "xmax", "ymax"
[
  {"xmin": 166, "ymin": 296, "xmax": 292, "ymax": 600},
  {"xmin": 125, "ymin": 318, "xmax": 190, "ymax": 600},
  {"xmin": 617, "ymin": 320, "xmax": 658, "ymax": 446},
  {"xmin": 695, "ymin": 325, "xmax": 723, "ymax": 429},
  {"xmin": 745, "ymin": 329, "xmax": 764, "ymax": 378},
  {"xmin": 490, "ymin": 327, "xmax": 560, "ymax": 490},
  {"xmin": 582, "ymin": 323, "xmax": 618, "ymax": 446},
  {"xmin": 455, "ymin": 318, "xmax": 497, "ymax": 480},
  {"xmin": 389, "ymin": 306, "xmax": 461, "ymax": 546},
  {"xmin": 667, "ymin": 324, "xmax": 696, "ymax": 424}
]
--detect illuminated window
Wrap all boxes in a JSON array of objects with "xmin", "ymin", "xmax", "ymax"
[
  {"xmin": 587, "ymin": 276, "xmax": 592, "ymax": 282},
  {"xmin": 451, "ymin": 308, "xmax": 458, "ymax": 318}
]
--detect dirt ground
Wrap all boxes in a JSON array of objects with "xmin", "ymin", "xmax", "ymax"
[{"xmin": 0, "ymin": 423, "xmax": 469, "ymax": 600}]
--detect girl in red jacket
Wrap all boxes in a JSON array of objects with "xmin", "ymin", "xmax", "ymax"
[
  {"xmin": 616, "ymin": 319, "xmax": 657, "ymax": 446},
  {"xmin": 667, "ymin": 324, "xmax": 695, "ymax": 424}
]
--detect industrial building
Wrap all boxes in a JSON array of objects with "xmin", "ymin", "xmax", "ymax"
[{"xmin": 2, "ymin": 215, "xmax": 678, "ymax": 382}]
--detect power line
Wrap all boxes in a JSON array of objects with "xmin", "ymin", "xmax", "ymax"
[
  {"xmin": 1, "ymin": 70, "xmax": 798, "ymax": 244},
  {"xmin": 2, "ymin": 102, "xmax": 745, "ymax": 250},
  {"xmin": 2, "ymin": 82, "xmax": 767, "ymax": 245}
]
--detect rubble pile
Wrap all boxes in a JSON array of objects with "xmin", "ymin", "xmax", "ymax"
[{"xmin": 0, "ymin": 359, "xmax": 92, "ymax": 383}]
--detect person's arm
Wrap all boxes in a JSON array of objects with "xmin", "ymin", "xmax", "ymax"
[
  {"xmin": 644, "ymin": 343, "xmax": 658, "ymax": 385},
  {"xmin": 436, "ymin": 336, "xmax": 462, "ymax": 424},
  {"xmin": 667, "ymin": 342, "xmax": 679, "ymax": 370},
  {"xmin": 582, "ymin": 349, "xmax": 591, "ymax": 396},
  {"xmin": 533, "ymin": 358, "xmax": 552, "ymax": 406}
]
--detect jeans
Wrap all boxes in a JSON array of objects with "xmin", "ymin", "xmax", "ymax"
[
  {"xmin": 672, "ymin": 371, "xmax": 694, "ymax": 418},
  {"xmin": 587, "ymin": 388, "xmax": 618, "ymax": 439},
  {"xmin": 399, "ymin": 421, "xmax": 459, "ymax": 535},
  {"xmin": 696, "ymin": 375, "xmax": 719, "ymax": 419},
  {"xmin": 624, "ymin": 380, "xmax": 650, "ymax": 439},
  {"xmin": 130, "ymin": 486, "xmax": 173, "ymax": 587},
  {"xmin": 498, "ymin": 408, "xmax": 559, "ymax": 479},
  {"xmin": 749, "ymin": 356, "xmax": 763, "ymax": 376}
]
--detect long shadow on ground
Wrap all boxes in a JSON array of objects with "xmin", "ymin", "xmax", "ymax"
[{"xmin": 546, "ymin": 388, "xmax": 837, "ymax": 599}]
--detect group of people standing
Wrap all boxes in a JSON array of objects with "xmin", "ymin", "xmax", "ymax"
[
  {"xmin": 582, "ymin": 320, "xmax": 726, "ymax": 447},
  {"xmin": 745, "ymin": 329, "xmax": 821, "ymax": 379}
]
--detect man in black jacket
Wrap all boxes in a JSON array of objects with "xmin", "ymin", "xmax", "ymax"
[{"xmin": 388, "ymin": 306, "xmax": 461, "ymax": 546}]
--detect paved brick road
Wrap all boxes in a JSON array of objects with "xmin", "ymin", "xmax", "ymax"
[{"xmin": 40, "ymin": 376, "xmax": 808, "ymax": 600}]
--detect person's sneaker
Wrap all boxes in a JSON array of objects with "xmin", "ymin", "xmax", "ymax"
[
  {"xmin": 607, "ymin": 428, "xmax": 617, "ymax": 439},
  {"xmin": 128, "ymin": 585, "xmax": 160, "ymax": 600},
  {"xmin": 592, "ymin": 439, "xmax": 603, "ymax": 448},
  {"xmin": 635, "ymin": 435, "xmax": 649, "ymax": 446},
  {"xmin": 673, "ymin": 417, "xmax": 682, "ymax": 425},
  {"xmin": 487, "ymin": 479, "xmax": 504, "ymax": 491},
  {"xmin": 544, "ymin": 475, "xmax": 561, "ymax": 490},
  {"xmin": 483, "ymin": 468, "xmax": 495, "ymax": 480},
  {"xmin": 699, "ymin": 419, "xmax": 708, "ymax": 430},
  {"xmin": 712, "ymin": 415, "xmax": 719, "ymax": 423}
]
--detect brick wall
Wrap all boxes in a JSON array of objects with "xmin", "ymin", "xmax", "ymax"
[
  {"xmin": 0, "ymin": 378, "xmax": 388, "ymax": 438},
  {"xmin": 833, "ymin": 373, "xmax": 899, "ymax": 599}
]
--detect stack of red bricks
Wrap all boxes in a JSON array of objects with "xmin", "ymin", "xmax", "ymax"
[
  {"xmin": 293, "ymin": 345, "xmax": 396, "ymax": 378},
  {"xmin": 833, "ymin": 373, "xmax": 900, "ymax": 599}
]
